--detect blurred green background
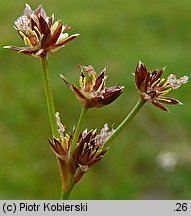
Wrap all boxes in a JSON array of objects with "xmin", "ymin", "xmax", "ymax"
[{"xmin": 0, "ymin": 0, "xmax": 191, "ymax": 199}]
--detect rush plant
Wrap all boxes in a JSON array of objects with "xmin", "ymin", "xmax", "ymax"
[{"xmin": 4, "ymin": 4, "xmax": 188, "ymax": 199}]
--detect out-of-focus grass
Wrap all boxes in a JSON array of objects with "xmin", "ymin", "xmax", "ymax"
[{"xmin": 0, "ymin": 0, "xmax": 191, "ymax": 199}]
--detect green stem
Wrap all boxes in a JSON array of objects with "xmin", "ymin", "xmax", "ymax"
[
  {"xmin": 40, "ymin": 55, "xmax": 59, "ymax": 138},
  {"xmin": 61, "ymin": 184, "xmax": 74, "ymax": 200},
  {"xmin": 61, "ymin": 191, "xmax": 70, "ymax": 200},
  {"xmin": 71, "ymin": 106, "xmax": 88, "ymax": 153},
  {"xmin": 104, "ymin": 99, "xmax": 145, "ymax": 147}
]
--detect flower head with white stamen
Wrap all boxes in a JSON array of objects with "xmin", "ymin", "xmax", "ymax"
[
  {"xmin": 135, "ymin": 61, "xmax": 188, "ymax": 112},
  {"xmin": 61, "ymin": 65, "xmax": 124, "ymax": 108},
  {"xmin": 73, "ymin": 125, "xmax": 113, "ymax": 172},
  {"xmin": 4, "ymin": 4, "xmax": 79, "ymax": 57}
]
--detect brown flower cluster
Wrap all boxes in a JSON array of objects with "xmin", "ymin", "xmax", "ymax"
[
  {"xmin": 49, "ymin": 112, "xmax": 113, "ymax": 183},
  {"xmin": 135, "ymin": 61, "xmax": 188, "ymax": 112},
  {"xmin": 48, "ymin": 112, "xmax": 72, "ymax": 160},
  {"xmin": 61, "ymin": 65, "xmax": 124, "ymax": 108},
  {"xmin": 4, "ymin": 4, "xmax": 79, "ymax": 57},
  {"xmin": 73, "ymin": 124, "xmax": 113, "ymax": 172}
]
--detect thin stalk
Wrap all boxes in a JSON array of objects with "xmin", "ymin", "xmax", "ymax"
[
  {"xmin": 40, "ymin": 55, "xmax": 59, "ymax": 138},
  {"xmin": 71, "ymin": 106, "xmax": 88, "ymax": 153},
  {"xmin": 61, "ymin": 191, "xmax": 70, "ymax": 200},
  {"xmin": 61, "ymin": 184, "xmax": 74, "ymax": 200},
  {"xmin": 104, "ymin": 99, "xmax": 145, "ymax": 147}
]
